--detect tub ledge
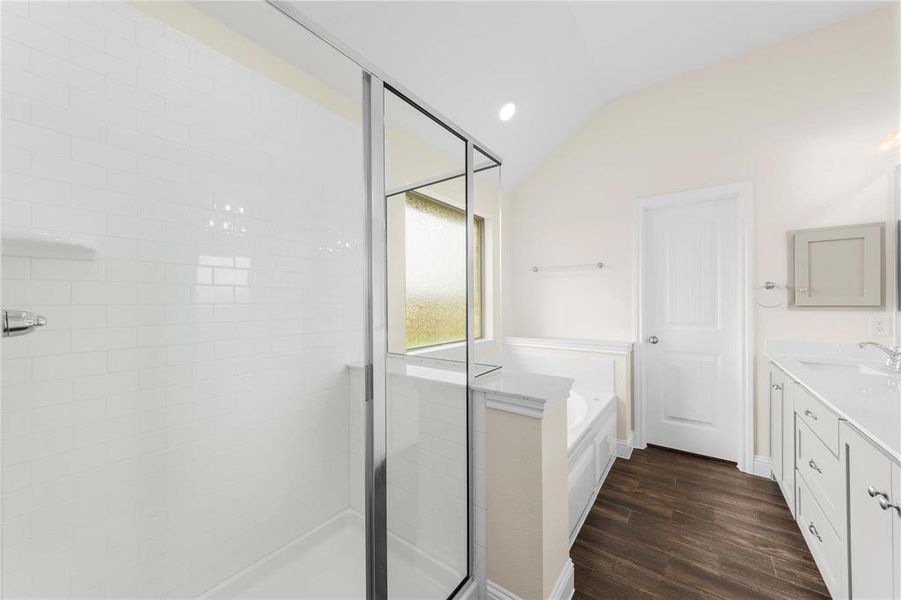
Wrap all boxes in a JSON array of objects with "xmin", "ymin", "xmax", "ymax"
[{"xmin": 473, "ymin": 370, "xmax": 574, "ymax": 419}]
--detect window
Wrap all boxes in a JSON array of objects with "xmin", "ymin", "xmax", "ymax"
[{"xmin": 404, "ymin": 191, "xmax": 484, "ymax": 350}]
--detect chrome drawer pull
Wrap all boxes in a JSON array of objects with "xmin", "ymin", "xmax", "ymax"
[
  {"xmin": 808, "ymin": 522, "xmax": 822, "ymax": 542},
  {"xmin": 878, "ymin": 497, "xmax": 901, "ymax": 515},
  {"xmin": 804, "ymin": 409, "xmax": 818, "ymax": 420},
  {"xmin": 808, "ymin": 459, "xmax": 822, "ymax": 474},
  {"xmin": 772, "ymin": 383, "xmax": 783, "ymax": 391},
  {"xmin": 868, "ymin": 485, "xmax": 889, "ymax": 500}
]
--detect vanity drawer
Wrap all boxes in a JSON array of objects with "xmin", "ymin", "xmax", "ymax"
[
  {"xmin": 796, "ymin": 419, "xmax": 841, "ymax": 530},
  {"xmin": 794, "ymin": 384, "xmax": 839, "ymax": 456},
  {"xmin": 797, "ymin": 475, "xmax": 843, "ymax": 598}
]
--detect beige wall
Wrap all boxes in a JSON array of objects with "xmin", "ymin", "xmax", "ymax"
[
  {"xmin": 486, "ymin": 408, "xmax": 544, "ymax": 598},
  {"xmin": 507, "ymin": 8, "xmax": 900, "ymax": 455},
  {"xmin": 539, "ymin": 401, "xmax": 569, "ymax": 600},
  {"xmin": 485, "ymin": 398, "xmax": 569, "ymax": 600}
]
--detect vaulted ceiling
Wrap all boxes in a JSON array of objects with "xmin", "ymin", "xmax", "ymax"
[{"xmin": 294, "ymin": 1, "xmax": 885, "ymax": 189}]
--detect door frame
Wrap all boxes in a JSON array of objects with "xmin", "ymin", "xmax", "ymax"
[{"xmin": 632, "ymin": 182, "xmax": 754, "ymax": 473}]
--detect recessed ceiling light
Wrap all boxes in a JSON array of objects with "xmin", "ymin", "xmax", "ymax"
[{"xmin": 498, "ymin": 102, "xmax": 516, "ymax": 122}]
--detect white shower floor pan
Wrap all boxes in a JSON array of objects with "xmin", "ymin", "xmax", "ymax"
[{"xmin": 202, "ymin": 511, "xmax": 459, "ymax": 599}]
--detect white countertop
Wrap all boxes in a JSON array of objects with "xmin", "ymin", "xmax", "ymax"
[
  {"xmin": 348, "ymin": 356, "xmax": 572, "ymax": 419},
  {"xmin": 767, "ymin": 340, "xmax": 901, "ymax": 463},
  {"xmin": 473, "ymin": 370, "xmax": 574, "ymax": 419},
  {"xmin": 473, "ymin": 370, "xmax": 573, "ymax": 402}
]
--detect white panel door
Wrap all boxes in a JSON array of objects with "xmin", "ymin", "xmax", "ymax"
[{"xmin": 642, "ymin": 194, "xmax": 740, "ymax": 461}]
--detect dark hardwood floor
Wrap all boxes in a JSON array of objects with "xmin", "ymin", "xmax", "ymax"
[{"xmin": 571, "ymin": 446, "xmax": 830, "ymax": 599}]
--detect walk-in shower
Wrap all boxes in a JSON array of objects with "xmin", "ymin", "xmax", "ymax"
[{"xmin": 0, "ymin": 1, "xmax": 501, "ymax": 598}]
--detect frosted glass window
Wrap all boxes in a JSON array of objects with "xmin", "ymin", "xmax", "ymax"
[{"xmin": 404, "ymin": 192, "xmax": 483, "ymax": 349}]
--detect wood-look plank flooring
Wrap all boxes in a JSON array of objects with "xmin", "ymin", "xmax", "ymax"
[{"xmin": 571, "ymin": 446, "xmax": 830, "ymax": 599}]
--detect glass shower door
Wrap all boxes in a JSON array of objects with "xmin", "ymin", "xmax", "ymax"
[{"xmin": 380, "ymin": 88, "xmax": 472, "ymax": 599}]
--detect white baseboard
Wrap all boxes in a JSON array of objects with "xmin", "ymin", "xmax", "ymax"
[
  {"xmin": 487, "ymin": 580, "xmax": 522, "ymax": 600},
  {"xmin": 549, "ymin": 558, "xmax": 575, "ymax": 600},
  {"xmin": 616, "ymin": 432, "xmax": 634, "ymax": 460},
  {"xmin": 488, "ymin": 558, "xmax": 574, "ymax": 600},
  {"xmin": 752, "ymin": 455, "xmax": 771, "ymax": 479}
]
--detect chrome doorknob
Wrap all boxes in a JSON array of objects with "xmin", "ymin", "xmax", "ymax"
[
  {"xmin": 648, "ymin": 336, "xmax": 659, "ymax": 344},
  {"xmin": 2, "ymin": 310, "xmax": 47, "ymax": 337}
]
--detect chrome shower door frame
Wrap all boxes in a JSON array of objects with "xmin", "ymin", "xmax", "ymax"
[
  {"xmin": 264, "ymin": 3, "xmax": 500, "ymax": 598},
  {"xmin": 363, "ymin": 72, "xmax": 388, "ymax": 600}
]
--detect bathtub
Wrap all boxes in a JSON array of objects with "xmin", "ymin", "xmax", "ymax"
[
  {"xmin": 501, "ymin": 337, "xmax": 623, "ymax": 544},
  {"xmin": 566, "ymin": 389, "xmax": 617, "ymax": 545}
]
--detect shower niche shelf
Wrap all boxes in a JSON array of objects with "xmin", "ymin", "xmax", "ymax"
[{"xmin": 2, "ymin": 229, "xmax": 97, "ymax": 260}]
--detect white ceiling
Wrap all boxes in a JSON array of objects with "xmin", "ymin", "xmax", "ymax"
[{"xmin": 293, "ymin": 1, "xmax": 885, "ymax": 189}]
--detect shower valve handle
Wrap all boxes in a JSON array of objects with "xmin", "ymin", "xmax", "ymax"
[{"xmin": 2, "ymin": 309, "xmax": 47, "ymax": 337}]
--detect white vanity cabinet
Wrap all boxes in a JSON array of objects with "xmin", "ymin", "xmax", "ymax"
[
  {"xmin": 843, "ymin": 422, "xmax": 898, "ymax": 599},
  {"xmin": 768, "ymin": 350, "xmax": 901, "ymax": 600},
  {"xmin": 792, "ymin": 383, "xmax": 844, "ymax": 597}
]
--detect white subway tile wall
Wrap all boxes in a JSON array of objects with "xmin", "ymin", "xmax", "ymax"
[
  {"xmin": 387, "ymin": 374, "xmax": 468, "ymax": 584},
  {"xmin": 1, "ymin": 2, "xmax": 365, "ymax": 597},
  {"xmin": 350, "ymin": 359, "xmax": 471, "ymax": 593},
  {"xmin": 385, "ymin": 359, "xmax": 468, "ymax": 586}
]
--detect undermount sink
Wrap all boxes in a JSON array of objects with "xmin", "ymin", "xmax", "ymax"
[{"xmin": 799, "ymin": 360, "xmax": 889, "ymax": 377}]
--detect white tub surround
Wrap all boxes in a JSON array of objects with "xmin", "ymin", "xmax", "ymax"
[
  {"xmin": 566, "ymin": 391, "xmax": 617, "ymax": 545},
  {"xmin": 505, "ymin": 337, "xmax": 633, "ymax": 355},
  {"xmin": 766, "ymin": 341, "xmax": 901, "ymax": 598},
  {"xmin": 504, "ymin": 337, "xmax": 633, "ymax": 447},
  {"xmin": 499, "ymin": 338, "xmax": 622, "ymax": 548},
  {"xmin": 474, "ymin": 371, "xmax": 575, "ymax": 600}
]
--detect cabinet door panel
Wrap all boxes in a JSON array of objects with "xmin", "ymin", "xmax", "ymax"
[
  {"xmin": 844, "ymin": 423, "xmax": 894, "ymax": 599},
  {"xmin": 782, "ymin": 379, "xmax": 795, "ymax": 515},
  {"xmin": 792, "ymin": 223, "xmax": 883, "ymax": 307},
  {"xmin": 770, "ymin": 368, "xmax": 784, "ymax": 483},
  {"xmin": 893, "ymin": 462, "xmax": 901, "ymax": 600}
]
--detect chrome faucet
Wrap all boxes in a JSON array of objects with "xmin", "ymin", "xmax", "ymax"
[{"xmin": 859, "ymin": 342, "xmax": 901, "ymax": 372}]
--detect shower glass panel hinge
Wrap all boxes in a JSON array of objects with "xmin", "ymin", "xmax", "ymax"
[
  {"xmin": 2, "ymin": 309, "xmax": 48, "ymax": 337},
  {"xmin": 364, "ymin": 363, "xmax": 373, "ymax": 402}
]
